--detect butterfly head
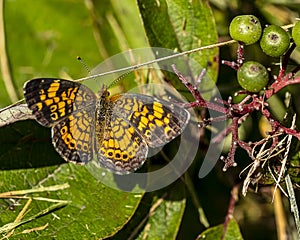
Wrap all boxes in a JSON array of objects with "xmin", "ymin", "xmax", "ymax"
[{"xmin": 97, "ymin": 84, "xmax": 110, "ymax": 99}]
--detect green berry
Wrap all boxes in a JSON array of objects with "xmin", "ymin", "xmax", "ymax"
[
  {"xmin": 292, "ymin": 21, "xmax": 300, "ymax": 46},
  {"xmin": 260, "ymin": 25, "xmax": 290, "ymax": 57},
  {"xmin": 229, "ymin": 15, "xmax": 262, "ymax": 45},
  {"xmin": 237, "ymin": 61, "xmax": 269, "ymax": 92}
]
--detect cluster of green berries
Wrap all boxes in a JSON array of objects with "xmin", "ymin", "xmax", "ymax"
[{"xmin": 229, "ymin": 15, "xmax": 300, "ymax": 92}]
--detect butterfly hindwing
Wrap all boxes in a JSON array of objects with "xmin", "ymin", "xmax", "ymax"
[
  {"xmin": 52, "ymin": 109, "xmax": 95, "ymax": 164},
  {"xmin": 95, "ymin": 106, "xmax": 148, "ymax": 174}
]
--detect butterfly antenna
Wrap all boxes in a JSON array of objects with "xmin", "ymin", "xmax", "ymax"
[
  {"xmin": 77, "ymin": 56, "xmax": 92, "ymax": 75},
  {"xmin": 77, "ymin": 56, "xmax": 102, "ymax": 88},
  {"xmin": 108, "ymin": 70, "xmax": 133, "ymax": 88},
  {"xmin": 78, "ymin": 56, "xmax": 133, "ymax": 89}
]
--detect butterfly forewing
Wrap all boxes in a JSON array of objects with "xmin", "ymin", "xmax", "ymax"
[{"xmin": 23, "ymin": 78, "xmax": 96, "ymax": 127}]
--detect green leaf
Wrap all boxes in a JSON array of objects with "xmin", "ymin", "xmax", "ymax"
[
  {"xmin": 197, "ymin": 218, "xmax": 244, "ymax": 240},
  {"xmin": 197, "ymin": 219, "xmax": 243, "ymax": 240},
  {"xmin": 0, "ymin": 164, "xmax": 143, "ymax": 239},
  {"xmin": 135, "ymin": 182, "xmax": 186, "ymax": 240},
  {"xmin": 137, "ymin": 0, "xmax": 219, "ymax": 99}
]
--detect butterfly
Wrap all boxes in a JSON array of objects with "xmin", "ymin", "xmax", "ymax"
[{"xmin": 23, "ymin": 78, "xmax": 190, "ymax": 174}]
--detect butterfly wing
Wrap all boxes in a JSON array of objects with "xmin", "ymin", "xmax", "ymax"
[
  {"xmin": 24, "ymin": 78, "xmax": 97, "ymax": 163},
  {"xmin": 110, "ymin": 93, "xmax": 190, "ymax": 147},
  {"xmin": 52, "ymin": 109, "xmax": 95, "ymax": 164},
  {"xmin": 23, "ymin": 78, "xmax": 96, "ymax": 127},
  {"xmin": 95, "ymin": 112, "xmax": 148, "ymax": 174},
  {"xmin": 95, "ymin": 93, "xmax": 189, "ymax": 174}
]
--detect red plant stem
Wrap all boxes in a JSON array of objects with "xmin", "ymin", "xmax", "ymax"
[
  {"xmin": 221, "ymin": 42, "xmax": 244, "ymax": 70},
  {"xmin": 185, "ymin": 100, "xmax": 228, "ymax": 114},
  {"xmin": 261, "ymin": 107, "xmax": 300, "ymax": 140},
  {"xmin": 265, "ymin": 74, "xmax": 300, "ymax": 98},
  {"xmin": 232, "ymin": 97, "xmax": 262, "ymax": 116},
  {"xmin": 222, "ymin": 185, "xmax": 239, "ymax": 240},
  {"xmin": 172, "ymin": 64, "xmax": 229, "ymax": 114},
  {"xmin": 221, "ymin": 60, "xmax": 239, "ymax": 70},
  {"xmin": 222, "ymin": 117, "xmax": 239, "ymax": 170},
  {"xmin": 196, "ymin": 68, "xmax": 207, "ymax": 88},
  {"xmin": 237, "ymin": 42, "xmax": 244, "ymax": 67}
]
